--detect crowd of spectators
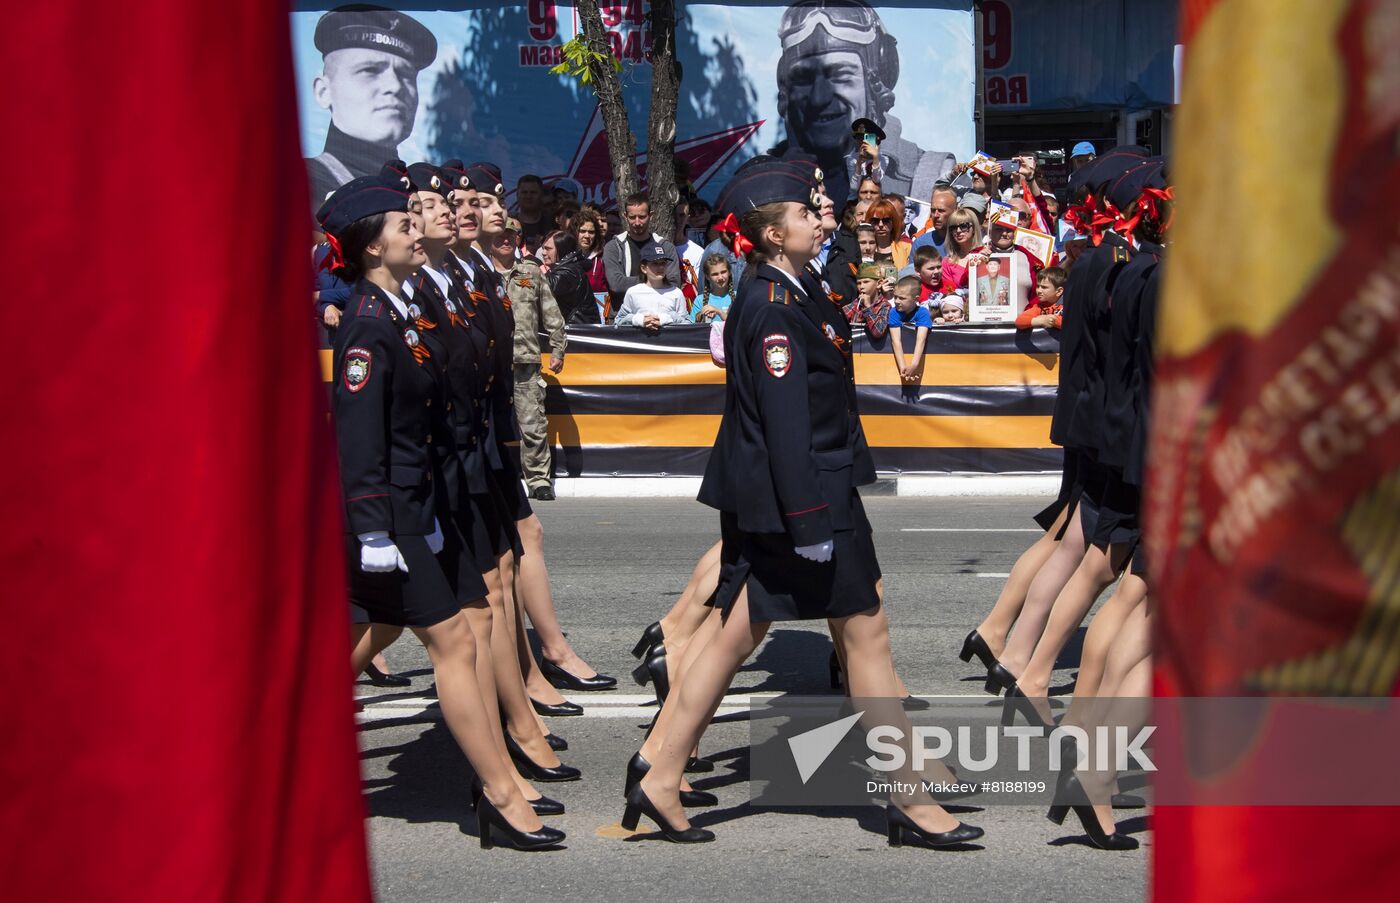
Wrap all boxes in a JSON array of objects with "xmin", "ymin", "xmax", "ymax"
[{"xmin": 314, "ymin": 137, "xmax": 1104, "ymax": 342}]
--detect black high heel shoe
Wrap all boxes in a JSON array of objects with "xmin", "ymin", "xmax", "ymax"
[
  {"xmin": 1000, "ymin": 686, "xmax": 1055, "ymax": 729},
  {"xmin": 541, "ymin": 658, "xmax": 617, "ymax": 691},
  {"xmin": 631, "ymin": 650, "xmax": 670, "ymax": 706},
  {"xmin": 984, "ymin": 663, "xmax": 1017, "ymax": 696},
  {"xmin": 530, "ymin": 697, "xmax": 583, "ymax": 717},
  {"xmin": 504, "ymin": 733, "xmax": 581, "ymax": 782},
  {"xmin": 545, "ymin": 733, "xmax": 568, "ymax": 752},
  {"xmin": 475, "ymin": 795, "xmax": 566, "ymax": 850},
  {"xmin": 632, "ymin": 621, "xmax": 664, "ymax": 659},
  {"xmin": 625, "ymin": 753, "xmax": 718, "ymax": 807},
  {"xmin": 958, "ymin": 630, "xmax": 999, "ymax": 671},
  {"xmin": 471, "ymin": 776, "xmax": 565, "ymax": 817},
  {"xmin": 363, "ymin": 663, "xmax": 411, "ymax": 687},
  {"xmin": 685, "ymin": 756, "xmax": 715, "ymax": 774},
  {"xmin": 1046, "ymin": 772, "xmax": 1139, "ymax": 850},
  {"xmin": 1055, "ymin": 735, "xmax": 1146, "ymax": 810},
  {"xmin": 621, "ymin": 783, "xmax": 715, "ymax": 843},
  {"xmin": 829, "ymin": 649, "xmax": 843, "ymax": 690},
  {"xmin": 885, "ymin": 805, "xmax": 984, "ymax": 848}
]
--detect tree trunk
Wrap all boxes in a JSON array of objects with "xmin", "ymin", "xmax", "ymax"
[
  {"xmin": 645, "ymin": 0, "xmax": 681, "ymax": 240},
  {"xmin": 576, "ymin": 0, "xmax": 639, "ymax": 203}
]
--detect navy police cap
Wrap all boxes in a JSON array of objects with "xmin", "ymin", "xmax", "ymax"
[
  {"xmin": 438, "ymin": 159, "xmax": 474, "ymax": 192},
  {"xmin": 1107, "ymin": 159, "xmax": 1167, "ymax": 213},
  {"xmin": 785, "ymin": 154, "xmax": 826, "ymax": 188},
  {"xmin": 315, "ymin": 165, "xmax": 414, "ymax": 237},
  {"xmin": 715, "ymin": 161, "xmax": 820, "ymax": 217},
  {"xmin": 314, "ymin": 4, "xmax": 437, "ymax": 71},
  {"xmin": 734, "ymin": 154, "xmax": 778, "ymax": 175},
  {"xmin": 406, "ymin": 162, "xmax": 450, "ymax": 197},
  {"xmin": 382, "ymin": 158, "xmax": 409, "ymax": 180},
  {"xmin": 464, "ymin": 162, "xmax": 505, "ymax": 197},
  {"xmin": 1068, "ymin": 145, "xmax": 1149, "ymax": 198}
]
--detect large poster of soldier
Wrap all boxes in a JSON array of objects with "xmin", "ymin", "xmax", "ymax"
[{"xmin": 290, "ymin": 1, "xmax": 975, "ymax": 215}]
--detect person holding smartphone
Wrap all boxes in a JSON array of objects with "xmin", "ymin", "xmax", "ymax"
[{"xmin": 846, "ymin": 117, "xmax": 886, "ymax": 200}]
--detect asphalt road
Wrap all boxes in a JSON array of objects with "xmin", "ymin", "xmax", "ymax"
[{"xmin": 355, "ymin": 497, "xmax": 1147, "ymax": 902}]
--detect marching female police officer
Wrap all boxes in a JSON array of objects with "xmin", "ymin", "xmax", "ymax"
[
  {"xmin": 400, "ymin": 161, "xmax": 582, "ymax": 796},
  {"xmin": 620, "ymin": 161, "xmax": 982, "ymax": 849},
  {"xmin": 316, "ymin": 167, "xmax": 565, "ymax": 850}
]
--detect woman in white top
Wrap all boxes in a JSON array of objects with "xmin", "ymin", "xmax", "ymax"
[{"xmin": 615, "ymin": 242, "xmax": 689, "ymax": 333}]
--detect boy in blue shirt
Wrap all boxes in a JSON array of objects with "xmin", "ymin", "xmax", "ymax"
[{"xmin": 889, "ymin": 275, "xmax": 933, "ymax": 382}]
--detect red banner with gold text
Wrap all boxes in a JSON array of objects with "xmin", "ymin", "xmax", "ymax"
[{"xmin": 1149, "ymin": 0, "xmax": 1400, "ymax": 899}]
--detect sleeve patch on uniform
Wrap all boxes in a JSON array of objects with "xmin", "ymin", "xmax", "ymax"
[
  {"xmin": 343, "ymin": 347, "xmax": 372, "ymax": 392},
  {"xmin": 762, "ymin": 333, "xmax": 792, "ymax": 378}
]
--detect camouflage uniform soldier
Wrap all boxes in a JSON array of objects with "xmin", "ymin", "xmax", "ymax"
[{"xmin": 499, "ymin": 219, "xmax": 567, "ymax": 499}]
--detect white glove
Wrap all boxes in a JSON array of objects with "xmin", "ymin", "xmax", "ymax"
[
  {"xmin": 426, "ymin": 518, "xmax": 444, "ymax": 554},
  {"xmin": 358, "ymin": 531, "xmax": 409, "ymax": 573},
  {"xmin": 795, "ymin": 540, "xmax": 834, "ymax": 563}
]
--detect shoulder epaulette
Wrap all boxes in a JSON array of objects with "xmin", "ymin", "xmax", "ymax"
[
  {"xmin": 354, "ymin": 293, "xmax": 385, "ymax": 318},
  {"xmin": 1112, "ymin": 246, "xmax": 1133, "ymax": 264},
  {"xmin": 767, "ymin": 282, "xmax": 794, "ymax": 305}
]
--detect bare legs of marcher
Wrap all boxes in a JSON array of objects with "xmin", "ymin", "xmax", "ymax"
[
  {"xmin": 830, "ymin": 581, "xmax": 913, "ymax": 699},
  {"xmin": 458, "ymin": 575, "xmax": 552, "ymax": 806},
  {"xmin": 350, "ymin": 617, "xmax": 552, "ymax": 842},
  {"xmin": 629, "ymin": 541, "xmax": 723, "ymax": 669},
  {"xmin": 630, "ymin": 588, "xmax": 974, "ymax": 845},
  {"xmin": 658, "ymin": 541, "xmax": 723, "ymax": 643},
  {"xmin": 1049, "ymin": 600, "xmax": 1152, "ymax": 850},
  {"xmin": 991, "ymin": 505, "xmax": 1090, "ymax": 691},
  {"xmin": 1007, "ymin": 541, "xmax": 1131, "ymax": 725},
  {"xmin": 513, "ymin": 513, "xmax": 616, "ymax": 704},
  {"xmin": 492, "ymin": 549, "xmax": 574, "ymax": 774},
  {"xmin": 965, "ymin": 503, "xmax": 1070, "ymax": 666},
  {"xmin": 1056, "ymin": 572, "xmax": 1148, "ymax": 804},
  {"xmin": 1060, "ymin": 573, "xmax": 1147, "ymax": 713},
  {"xmin": 636, "ymin": 606, "xmax": 722, "ymax": 793}
]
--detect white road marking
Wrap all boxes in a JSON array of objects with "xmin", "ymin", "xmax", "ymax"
[
  {"xmin": 901, "ymin": 527, "xmax": 1041, "ymax": 533},
  {"xmin": 976, "ymin": 572, "xmax": 1012, "ymax": 578},
  {"xmin": 355, "ymin": 692, "xmax": 1001, "ymax": 723}
]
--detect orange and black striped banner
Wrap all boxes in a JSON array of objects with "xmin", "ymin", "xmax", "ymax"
[{"xmin": 322, "ymin": 324, "xmax": 1062, "ymax": 476}]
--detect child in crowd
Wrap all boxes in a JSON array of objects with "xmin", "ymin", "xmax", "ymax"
[
  {"xmin": 889, "ymin": 276, "xmax": 933, "ymax": 381},
  {"xmin": 856, "ymin": 223, "xmax": 877, "ymax": 262},
  {"xmin": 934, "ymin": 295, "xmax": 966, "ymax": 325},
  {"xmin": 843, "ymin": 261, "xmax": 891, "ymax": 340},
  {"xmin": 615, "ymin": 242, "xmax": 688, "ymax": 333},
  {"xmin": 691, "ymin": 253, "xmax": 734, "ymax": 322},
  {"xmin": 1015, "ymin": 265, "xmax": 1066, "ymax": 330},
  {"xmin": 913, "ymin": 245, "xmax": 943, "ymax": 304}
]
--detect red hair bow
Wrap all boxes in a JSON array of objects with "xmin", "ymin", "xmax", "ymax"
[
  {"xmin": 1139, "ymin": 186, "xmax": 1175, "ymax": 233},
  {"xmin": 320, "ymin": 232, "xmax": 344, "ymax": 272},
  {"xmin": 1091, "ymin": 198, "xmax": 1120, "ymax": 246},
  {"xmin": 715, "ymin": 213, "xmax": 754, "ymax": 257},
  {"xmin": 1062, "ymin": 193, "xmax": 1097, "ymax": 234}
]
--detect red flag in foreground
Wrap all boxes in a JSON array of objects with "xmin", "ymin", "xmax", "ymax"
[
  {"xmin": 2, "ymin": 3, "xmax": 370, "ymax": 900},
  {"xmin": 1148, "ymin": 0, "xmax": 1400, "ymax": 899}
]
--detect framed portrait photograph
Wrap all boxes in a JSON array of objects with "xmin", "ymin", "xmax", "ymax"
[
  {"xmin": 1014, "ymin": 226, "xmax": 1055, "ymax": 267},
  {"xmin": 968, "ymin": 253, "xmax": 1019, "ymax": 323},
  {"xmin": 902, "ymin": 195, "xmax": 929, "ymax": 235}
]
